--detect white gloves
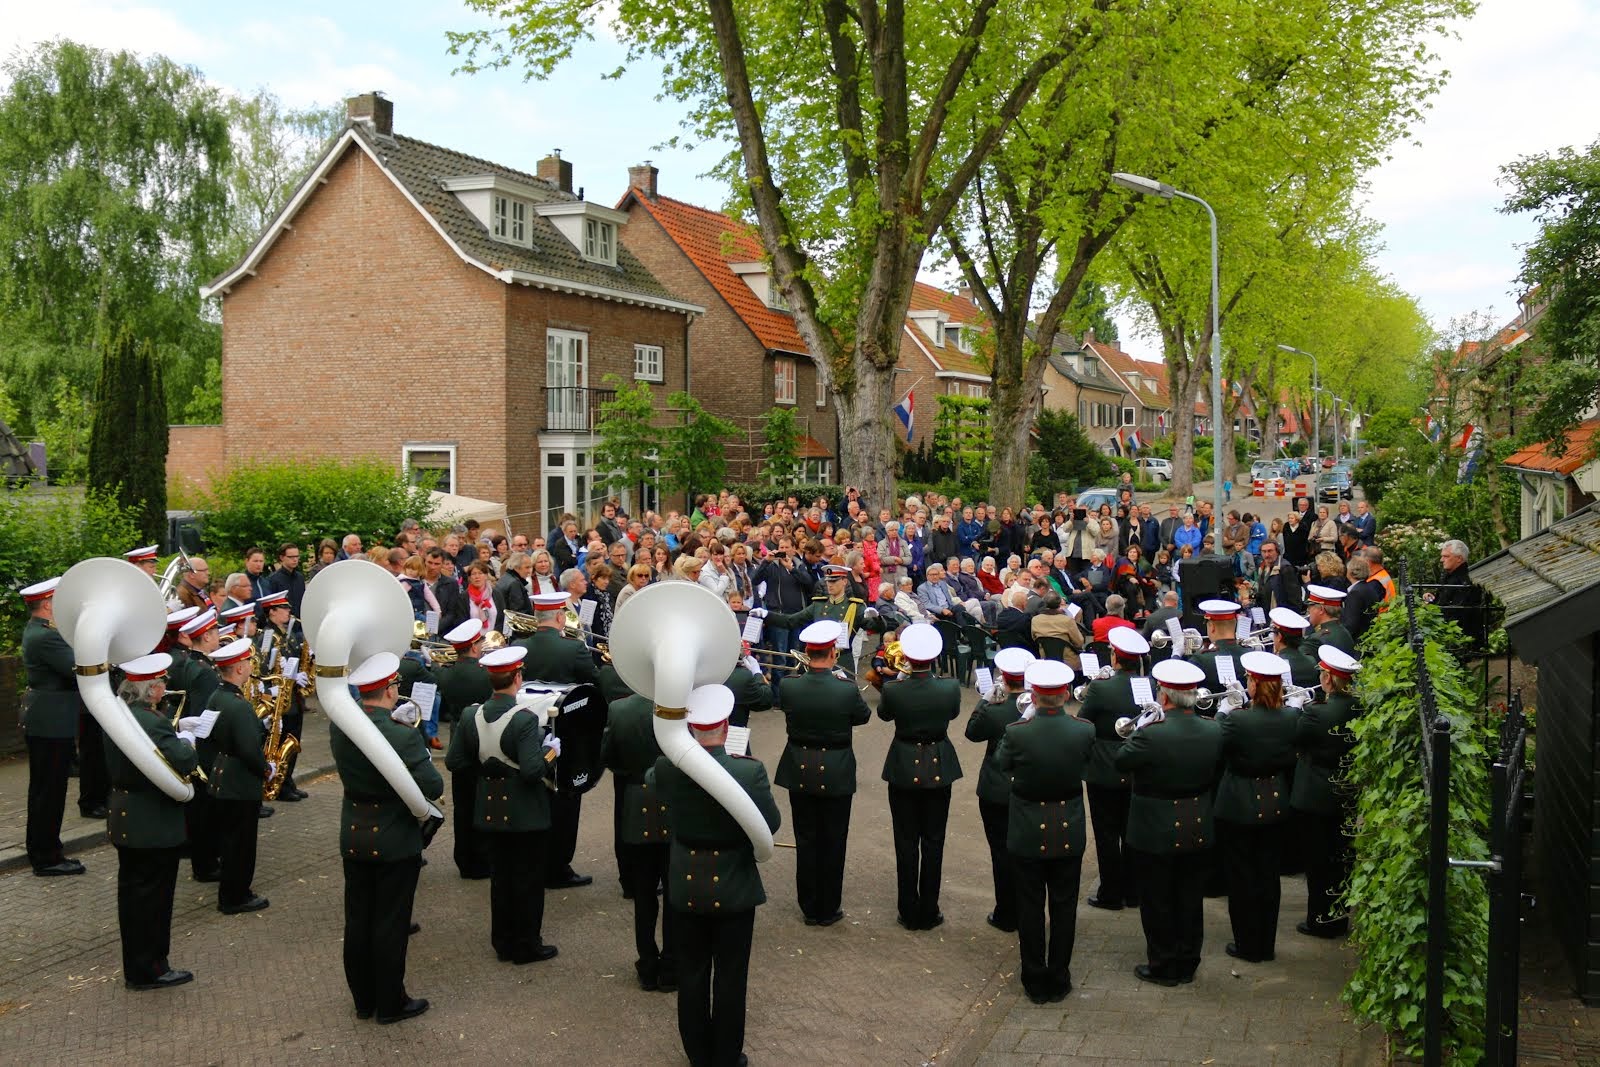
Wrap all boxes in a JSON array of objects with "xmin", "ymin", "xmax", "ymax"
[
  {"xmin": 748, "ymin": 607, "xmax": 769, "ymax": 619},
  {"xmin": 266, "ymin": 761, "xmax": 278, "ymax": 778},
  {"xmin": 178, "ymin": 717, "xmax": 202, "ymax": 733},
  {"xmin": 390, "ymin": 701, "xmax": 421, "ymax": 726},
  {"xmin": 544, "ymin": 735, "xmax": 563, "ymax": 758},
  {"xmin": 176, "ymin": 730, "xmax": 197, "ymax": 747},
  {"xmin": 295, "ymin": 671, "xmax": 310, "ymax": 688},
  {"xmin": 1020, "ymin": 702, "xmax": 1037, "ymax": 721},
  {"xmin": 833, "ymin": 669, "xmax": 850, "ymax": 681}
]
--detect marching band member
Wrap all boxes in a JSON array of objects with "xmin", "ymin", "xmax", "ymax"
[
  {"xmin": 1216, "ymin": 650, "xmax": 1301, "ymax": 963},
  {"xmin": 443, "ymin": 645, "xmax": 562, "ymax": 965},
  {"xmin": 172, "ymin": 608, "xmax": 225, "ymax": 880},
  {"xmin": 219, "ymin": 602, "xmax": 257, "ymax": 642},
  {"xmin": 1292, "ymin": 646, "xmax": 1363, "ymax": 939},
  {"xmin": 994, "ymin": 658, "xmax": 1094, "ymax": 1004},
  {"xmin": 1076, "ymin": 626, "xmax": 1151, "ymax": 910},
  {"xmin": 436, "ymin": 618, "xmax": 494, "ymax": 880},
  {"xmin": 1115, "ymin": 658, "xmax": 1222, "ymax": 986},
  {"xmin": 964, "ymin": 645, "xmax": 1034, "ymax": 932},
  {"xmin": 21, "ymin": 577, "xmax": 88, "ymax": 877},
  {"xmin": 1301, "ymin": 585, "xmax": 1356, "ymax": 661},
  {"xmin": 877, "ymin": 622, "xmax": 962, "ymax": 930},
  {"xmin": 157, "ymin": 605, "xmax": 199, "ymax": 654},
  {"xmin": 1269, "ymin": 607, "xmax": 1320, "ymax": 688},
  {"xmin": 205, "ymin": 636, "xmax": 271, "ymax": 915},
  {"xmin": 598, "ymin": 679, "xmax": 676, "ymax": 990},
  {"xmin": 1189, "ymin": 599, "xmax": 1245, "ymax": 701},
  {"xmin": 258, "ymin": 591, "xmax": 308, "ymax": 800},
  {"xmin": 109, "ymin": 652, "xmax": 198, "ymax": 989},
  {"xmin": 334, "ymin": 652, "xmax": 443, "ymax": 1023},
  {"xmin": 648, "ymin": 684, "xmax": 781, "ymax": 1067},
  {"xmin": 774, "ymin": 619, "xmax": 872, "ymax": 927},
  {"xmin": 752, "ymin": 563, "xmax": 884, "ymax": 675},
  {"xmin": 125, "ymin": 544, "xmax": 161, "ymax": 577},
  {"xmin": 521, "ymin": 589, "xmax": 596, "ymax": 889}
]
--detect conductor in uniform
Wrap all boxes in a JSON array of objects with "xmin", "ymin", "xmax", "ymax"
[
  {"xmin": 753, "ymin": 564, "xmax": 884, "ymax": 675},
  {"xmin": 994, "ymin": 659, "xmax": 1095, "ymax": 1003},
  {"xmin": 21, "ymin": 577, "xmax": 89, "ymax": 877},
  {"xmin": 649, "ymin": 684, "xmax": 781, "ymax": 1067},
  {"xmin": 877, "ymin": 622, "xmax": 962, "ymax": 930},
  {"xmin": 774, "ymin": 619, "xmax": 871, "ymax": 926},
  {"xmin": 333, "ymin": 652, "xmax": 444, "ymax": 1024},
  {"xmin": 1292, "ymin": 645, "xmax": 1363, "ymax": 939},
  {"xmin": 519, "ymin": 589, "xmax": 597, "ymax": 889},
  {"xmin": 1075, "ymin": 626, "xmax": 1151, "ymax": 910},
  {"xmin": 964, "ymin": 646, "xmax": 1035, "ymax": 932},
  {"xmin": 436, "ymin": 618, "xmax": 495, "ymax": 880},
  {"xmin": 443, "ymin": 645, "xmax": 562, "ymax": 964},
  {"xmin": 1114, "ymin": 658, "xmax": 1223, "ymax": 986}
]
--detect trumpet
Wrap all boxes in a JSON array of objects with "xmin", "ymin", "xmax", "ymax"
[
  {"xmin": 1195, "ymin": 683, "xmax": 1249, "ymax": 715},
  {"xmin": 411, "ymin": 621, "xmax": 458, "ymax": 664},
  {"xmin": 1115, "ymin": 701, "xmax": 1167, "ymax": 738},
  {"xmin": 1238, "ymin": 625, "xmax": 1277, "ymax": 651},
  {"xmin": 1150, "ymin": 627, "xmax": 1205, "ymax": 655},
  {"xmin": 1284, "ymin": 683, "xmax": 1320, "ymax": 708},
  {"xmin": 504, "ymin": 609, "xmax": 539, "ymax": 636},
  {"xmin": 1071, "ymin": 665, "xmax": 1116, "ymax": 701}
]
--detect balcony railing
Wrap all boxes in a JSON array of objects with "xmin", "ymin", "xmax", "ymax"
[{"xmin": 543, "ymin": 386, "xmax": 616, "ymax": 432}]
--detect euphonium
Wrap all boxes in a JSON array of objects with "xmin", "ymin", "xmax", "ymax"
[
  {"xmin": 262, "ymin": 673, "xmax": 299, "ymax": 801},
  {"xmin": 504, "ymin": 609, "xmax": 539, "ymax": 636}
]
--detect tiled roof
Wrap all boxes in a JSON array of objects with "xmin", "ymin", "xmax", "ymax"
[
  {"xmin": 1474, "ymin": 503, "xmax": 1600, "ymax": 643},
  {"xmin": 907, "ymin": 282, "xmax": 989, "ymax": 377},
  {"xmin": 1086, "ymin": 340, "xmax": 1168, "ymax": 410},
  {"xmin": 797, "ymin": 434, "xmax": 832, "ymax": 459},
  {"xmin": 621, "ymin": 191, "xmax": 809, "ymax": 355},
  {"xmin": 1504, "ymin": 416, "xmax": 1600, "ymax": 476}
]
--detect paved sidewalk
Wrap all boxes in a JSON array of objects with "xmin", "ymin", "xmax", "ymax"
[{"xmin": 2, "ymin": 693, "xmax": 1385, "ymax": 1065}]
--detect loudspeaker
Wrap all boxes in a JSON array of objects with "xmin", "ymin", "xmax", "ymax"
[{"xmin": 1178, "ymin": 557, "xmax": 1235, "ymax": 631}]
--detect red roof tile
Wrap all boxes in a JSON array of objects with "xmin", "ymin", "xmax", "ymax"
[
  {"xmin": 906, "ymin": 282, "xmax": 990, "ymax": 377},
  {"xmin": 623, "ymin": 191, "xmax": 809, "ymax": 355},
  {"xmin": 1504, "ymin": 417, "xmax": 1600, "ymax": 476},
  {"xmin": 797, "ymin": 434, "xmax": 832, "ymax": 459},
  {"xmin": 1086, "ymin": 341, "xmax": 1170, "ymax": 409}
]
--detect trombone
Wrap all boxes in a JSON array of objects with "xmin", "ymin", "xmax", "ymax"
[
  {"xmin": 1195, "ymin": 683, "xmax": 1248, "ymax": 715},
  {"xmin": 744, "ymin": 645, "xmax": 856, "ymax": 679}
]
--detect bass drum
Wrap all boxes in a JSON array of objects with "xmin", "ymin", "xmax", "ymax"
[{"xmin": 519, "ymin": 681, "xmax": 605, "ymax": 794}]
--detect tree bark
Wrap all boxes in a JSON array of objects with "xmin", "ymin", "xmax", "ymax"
[{"xmin": 833, "ymin": 340, "xmax": 898, "ymax": 508}]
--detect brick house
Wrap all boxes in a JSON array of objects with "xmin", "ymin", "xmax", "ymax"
[
  {"xmin": 198, "ymin": 94, "xmax": 702, "ymax": 533},
  {"xmin": 617, "ymin": 169, "xmax": 838, "ymax": 483},
  {"xmin": 1037, "ymin": 331, "xmax": 1129, "ymax": 452},
  {"xmin": 892, "ymin": 282, "xmax": 992, "ymax": 453},
  {"xmin": 1083, "ymin": 336, "xmax": 1173, "ymax": 451}
]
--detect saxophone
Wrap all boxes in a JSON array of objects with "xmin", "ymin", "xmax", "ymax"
[{"xmin": 261, "ymin": 673, "xmax": 300, "ymax": 801}]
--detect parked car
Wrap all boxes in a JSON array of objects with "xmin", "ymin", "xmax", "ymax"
[
  {"xmin": 1317, "ymin": 471, "xmax": 1354, "ymax": 502},
  {"xmin": 1075, "ymin": 488, "xmax": 1120, "ymax": 514},
  {"xmin": 1250, "ymin": 460, "xmax": 1275, "ymax": 479},
  {"xmin": 1135, "ymin": 457, "xmax": 1173, "ymax": 482},
  {"xmin": 1321, "ymin": 455, "xmax": 1336, "ymax": 470}
]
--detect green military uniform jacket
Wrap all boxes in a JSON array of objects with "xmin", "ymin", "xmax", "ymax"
[
  {"xmin": 774, "ymin": 668, "xmax": 871, "ymax": 796},
  {"xmin": 598, "ymin": 662, "xmax": 633, "ymax": 705},
  {"xmin": 1279, "ymin": 646, "xmax": 1320, "ymax": 689},
  {"xmin": 724, "ymin": 665, "xmax": 774, "ymax": 722},
  {"xmin": 649, "ymin": 747, "xmax": 781, "ymax": 914},
  {"xmin": 1302, "ymin": 621, "xmax": 1355, "ymax": 662},
  {"xmin": 264, "ymin": 621, "xmax": 307, "ymax": 713},
  {"xmin": 1075, "ymin": 671, "xmax": 1146, "ymax": 789},
  {"xmin": 877, "ymin": 671, "xmax": 963, "ymax": 789},
  {"xmin": 331, "ymin": 702, "xmax": 444, "ymax": 861},
  {"xmin": 1114, "ymin": 712, "xmax": 1224, "ymax": 853},
  {"xmin": 964, "ymin": 690, "xmax": 1025, "ymax": 804},
  {"xmin": 207, "ymin": 682, "xmax": 268, "ymax": 801},
  {"xmin": 21, "ymin": 616, "xmax": 80, "ymax": 739},
  {"xmin": 994, "ymin": 709, "xmax": 1095, "ymax": 857},
  {"xmin": 1214, "ymin": 704, "xmax": 1300, "ymax": 825},
  {"xmin": 398, "ymin": 652, "xmax": 435, "ymax": 700},
  {"xmin": 598, "ymin": 694, "xmax": 670, "ymax": 844},
  {"xmin": 517, "ymin": 627, "xmax": 598, "ymax": 685},
  {"xmin": 435, "ymin": 659, "xmax": 493, "ymax": 721},
  {"xmin": 1190, "ymin": 638, "xmax": 1243, "ymax": 699},
  {"xmin": 1292, "ymin": 693, "xmax": 1361, "ymax": 816},
  {"xmin": 169, "ymin": 647, "xmax": 221, "ymax": 734},
  {"xmin": 107, "ymin": 700, "xmax": 197, "ymax": 849},
  {"xmin": 766, "ymin": 596, "xmax": 884, "ymax": 673},
  {"xmin": 443, "ymin": 692, "xmax": 556, "ymax": 832}
]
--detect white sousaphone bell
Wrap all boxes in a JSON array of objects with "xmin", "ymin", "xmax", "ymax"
[
  {"xmin": 608, "ymin": 580, "xmax": 775, "ymax": 862},
  {"xmin": 301, "ymin": 560, "xmax": 444, "ymax": 821},
  {"xmin": 54, "ymin": 558, "xmax": 195, "ymax": 802}
]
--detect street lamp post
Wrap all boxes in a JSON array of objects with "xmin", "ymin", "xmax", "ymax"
[
  {"xmin": 1113, "ymin": 172, "xmax": 1224, "ymax": 529},
  {"xmin": 1327, "ymin": 392, "xmax": 1342, "ymax": 463},
  {"xmin": 1276, "ymin": 344, "xmax": 1320, "ymax": 461}
]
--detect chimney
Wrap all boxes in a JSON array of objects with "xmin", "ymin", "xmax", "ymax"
[
  {"xmin": 346, "ymin": 92, "xmax": 393, "ymax": 137},
  {"xmin": 629, "ymin": 160, "xmax": 659, "ymax": 199},
  {"xmin": 1083, "ymin": 327, "xmax": 1096, "ymax": 344},
  {"xmin": 538, "ymin": 149, "xmax": 574, "ymax": 194},
  {"xmin": 957, "ymin": 284, "xmax": 974, "ymax": 305}
]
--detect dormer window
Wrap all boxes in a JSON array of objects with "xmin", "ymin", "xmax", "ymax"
[
  {"xmin": 769, "ymin": 278, "xmax": 790, "ymax": 312},
  {"xmin": 953, "ymin": 325, "xmax": 973, "ymax": 355},
  {"xmin": 729, "ymin": 262, "xmax": 790, "ymax": 311},
  {"xmin": 584, "ymin": 218, "xmax": 616, "ymax": 265},
  {"xmin": 934, "ymin": 321, "xmax": 946, "ymax": 348},
  {"xmin": 533, "ymin": 200, "xmax": 629, "ymax": 267},
  {"xmin": 492, "ymin": 195, "xmax": 528, "ymax": 244}
]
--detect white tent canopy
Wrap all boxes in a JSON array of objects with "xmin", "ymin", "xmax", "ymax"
[{"xmin": 429, "ymin": 490, "xmax": 511, "ymax": 536}]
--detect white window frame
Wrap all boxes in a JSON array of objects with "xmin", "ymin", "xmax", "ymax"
[
  {"xmin": 547, "ymin": 329, "xmax": 590, "ymax": 430},
  {"xmin": 816, "ymin": 371, "xmax": 827, "ymax": 408},
  {"xmin": 510, "ymin": 199, "xmax": 527, "ymax": 244},
  {"xmin": 1123, "ymin": 406, "xmax": 1136, "ymax": 426},
  {"xmin": 492, "ymin": 195, "xmax": 510, "ymax": 240},
  {"xmin": 769, "ymin": 277, "xmax": 790, "ymax": 312},
  {"xmin": 584, "ymin": 218, "xmax": 616, "ymax": 265},
  {"xmin": 402, "ymin": 443, "xmax": 457, "ymax": 494},
  {"xmin": 634, "ymin": 343, "xmax": 664, "ymax": 382},
  {"xmin": 955, "ymin": 326, "xmax": 974, "ymax": 354},
  {"xmin": 774, "ymin": 357, "xmax": 797, "ymax": 405},
  {"xmin": 934, "ymin": 320, "xmax": 946, "ymax": 348}
]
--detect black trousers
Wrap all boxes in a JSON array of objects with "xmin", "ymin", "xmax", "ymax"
[
  {"xmin": 1014, "ymin": 854, "xmax": 1083, "ymax": 997},
  {"xmin": 77, "ymin": 711, "xmax": 109, "ymax": 814},
  {"xmin": 26, "ymin": 736, "xmax": 73, "ymax": 868},
  {"xmin": 1298, "ymin": 808, "xmax": 1352, "ymax": 931},
  {"xmin": 789, "ymin": 792, "xmax": 853, "ymax": 920},
  {"xmin": 613, "ymin": 776, "xmax": 633, "ymax": 892},
  {"xmin": 1085, "ymin": 784, "xmax": 1137, "ymax": 905},
  {"xmin": 450, "ymin": 770, "xmax": 491, "ymax": 878},
  {"xmin": 488, "ymin": 830, "xmax": 548, "ymax": 960},
  {"xmin": 117, "ymin": 844, "xmax": 180, "ymax": 984},
  {"xmin": 545, "ymin": 789, "xmax": 582, "ymax": 882},
  {"xmin": 625, "ymin": 841, "xmax": 674, "ymax": 979},
  {"xmin": 186, "ymin": 792, "xmax": 220, "ymax": 878},
  {"xmin": 213, "ymin": 797, "xmax": 260, "ymax": 906},
  {"xmin": 674, "ymin": 907, "xmax": 755, "ymax": 1067},
  {"xmin": 342, "ymin": 855, "xmax": 421, "ymax": 1017},
  {"xmin": 977, "ymin": 799, "xmax": 1017, "ymax": 927},
  {"xmin": 1134, "ymin": 848, "xmax": 1211, "ymax": 980},
  {"xmin": 1220, "ymin": 820, "xmax": 1284, "ymax": 958},
  {"xmin": 887, "ymin": 786, "xmax": 951, "ymax": 925}
]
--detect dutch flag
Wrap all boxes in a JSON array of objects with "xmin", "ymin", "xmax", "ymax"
[{"xmin": 893, "ymin": 389, "xmax": 915, "ymax": 442}]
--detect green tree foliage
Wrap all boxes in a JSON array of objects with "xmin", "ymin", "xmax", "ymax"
[
  {"xmin": 197, "ymin": 457, "xmax": 437, "ymax": 553},
  {"xmin": 1027, "ymin": 408, "xmax": 1113, "ymax": 500},
  {"xmin": 1345, "ymin": 600, "xmax": 1489, "ymax": 1063},
  {"xmin": 661, "ymin": 392, "xmax": 738, "ymax": 498},
  {"xmin": 88, "ymin": 330, "xmax": 169, "ymax": 543},
  {"xmin": 1501, "ymin": 136, "xmax": 1600, "ymax": 444},
  {"xmin": 0, "ymin": 487, "xmax": 143, "ymax": 654},
  {"xmin": 933, "ymin": 394, "xmax": 993, "ymax": 491},
  {"xmin": 33, "ymin": 377, "xmax": 94, "ymax": 485},
  {"xmin": 220, "ymin": 91, "xmax": 343, "ymax": 262},
  {"xmin": 591, "ymin": 375, "xmax": 663, "ymax": 499},
  {"xmin": 181, "ymin": 358, "xmax": 224, "ymax": 424},
  {"xmin": 760, "ymin": 406, "xmax": 800, "ymax": 488}
]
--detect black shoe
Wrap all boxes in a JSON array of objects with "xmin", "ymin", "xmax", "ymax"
[
  {"xmin": 376, "ymin": 997, "xmax": 429, "ymax": 1025},
  {"xmin": 355, "ymin": 1007, "xmax": 374, "ymax": 1020},
  {"xmin": 815, "ymin": 910, "xmax": 845, "ymax": 927},
  {"xmin": 276, "ymin": 790, "xmax": 303, "ymax": 803},
  {"xmin": 79, "ymin": 805, "xmax": 108, "ymax": 820},
  {"xmin": 1296, "ymin": 919, "xmax": 1348, "ymax": 939},
  {"xmin": 513, "ymin": 944, "xmax": 559, "ymax": 965},
  {"xmin": 1049, "ymin": 976, "xmax": 1073, "ymax": 1002},
  {"xmin": 657, "ymin": 971, "xmax": 678, "ymax": 993},
  {"xmin": 34, "ymin": 860, "xmax": 86, "ymax": 877},
  {"xmin": 636, "ymin": 960, "xmax": 659, "ymax": 991},
  {"xmin": 289, "ymin": 787, "xmax": 309, "ymax": 800},
  {"xmin": 257, "ymin": 805, "xmax": 274, "ymax": 819},
  {"xmin": 219, "ymin": 894, "xmax": 270, "ymax": 915},
  {"xmin": 896, "ymin": 914, "xmax": 917, "ymax": 930},
  {"xmin": 1225, "ymin": 942, "xmax": 1273, "ymax": 963},
  {"xmin": 1025, "ymin": 988, "xmax": 1053, "ymax": 1005},
  {"xmin": 1124, "ymin": 897, "xmax": 1141, "ymax": 909},
  {"xmin": 1085, "ymin": 896, "xmax": 1122, "ymax": 911},
  {"xmin": 1134, "ymin": 964, "xmax": 1179, "ymax": 987},
  {"xmin": 192, "ymin": 870, "xmax": 220, "ymax": 883},
  {"xmin": 922, "ymin": 912, "xmax": 944, "ymax": 930},
  {"xmin": 622, "ymin": 887, "xmax": 635, "ymax": 900},
  {"xmin": 985, "ymin": 912, "xmax": 1017, "ymax": 933},
  {"xmin": 409, "ymin": 922, "xmax": 421, "ymax": 935},
  {"xmin": 545, "ymin": 871, "xmax": 593, "ymax": 889},
  {"xmin": 127, "ymin": 968, "xmax": 194, "ymax": 991}
]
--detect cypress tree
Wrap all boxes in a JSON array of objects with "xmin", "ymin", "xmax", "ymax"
[{"xmin": 88, "ymin": 329, "xmax": 169, "ymax": 544}]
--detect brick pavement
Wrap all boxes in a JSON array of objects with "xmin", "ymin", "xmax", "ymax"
[{"xmin": 2, "ymin": 694, "xmax": 1385, "ymax": 1065}]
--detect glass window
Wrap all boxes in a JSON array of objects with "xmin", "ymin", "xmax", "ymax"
[
  {"xmin": 816, "ymin": 372, "xmax": 827, "ymax": 407},
  {"xmin": 774, "ymin": 357, "xmax": 796, "ymax": 404},
  {"xmin": 634, "ymin": 344, "xmax": 664, "ymax": 381},
  {"xmin": 584, "ymin": 219, "xmax": 616, "ymax": 264},
  {"xmin": 510, "ymin": 200, "xmax": 526, "ymax": 244},
  {"xmin": 402, "ymin": 445, "xmax": 454, "ymax": 493},
  {"xmin": 546, "ymin": 329, "xmax": 589, "ymax": 430},
  {"xmin": 492, "ymin": 196, "xmax": 509, "ymax": 239}
]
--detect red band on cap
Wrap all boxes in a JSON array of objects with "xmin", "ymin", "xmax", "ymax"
[
  {"xmin": 356, "ymin": 673, "xmax": 398, "ymax": 693},
  {"xmin": 688, "ymin": 719, "xmax": 729, "ymax": 731}
]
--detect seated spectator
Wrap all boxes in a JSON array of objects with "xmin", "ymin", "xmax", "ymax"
[
  {"xmin": 1031, "ymin": 593, "xmax": 1086, "ymax": 669},
  {"xmin": 1091, "ymin": 593, "xmax": 1135, "ymax": 644},
  {"xmin": 994, "ymin": 587, "xmax": 1036, "ymax": 652},
  {"xmin": 976, "ymin": 556, "xmax": 1006, "ymax": 597}
]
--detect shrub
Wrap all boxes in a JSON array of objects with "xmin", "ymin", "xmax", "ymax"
[
  {"xmin": 724, "ymin": 483, "xmax": 844, "ymax": 512},
  {"xmin": 196, "ymin": 457, "xmax": 437, "ymax": 554}
]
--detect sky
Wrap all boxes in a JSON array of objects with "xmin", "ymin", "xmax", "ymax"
[{"xmin": 5, "ymin": 0, "xmax": 1598, "ymax": 362}]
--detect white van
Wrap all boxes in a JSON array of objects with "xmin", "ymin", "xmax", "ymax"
[{"xmin": 1135, "ymin": 457, "xmax": 1173, "ymax": 482}]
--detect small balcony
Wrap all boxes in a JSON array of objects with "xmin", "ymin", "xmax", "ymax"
[{"xmin": 543, "ymin": 386, "xmax": 616, "ymax": 432}]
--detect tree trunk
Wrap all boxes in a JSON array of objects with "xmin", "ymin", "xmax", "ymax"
[
  {"xmin": 834, "ymin": 344, "xmax": 898, "ymax": 510},
  {"xmin": 1165, "ymin": 346, "xmax": 1204, "ymax": 499},
  {"xmin": 987, "ymin": 329, "xmax": 1051, "ymax": 507}
]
